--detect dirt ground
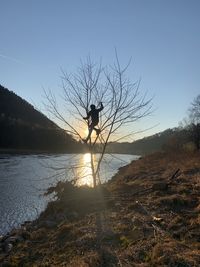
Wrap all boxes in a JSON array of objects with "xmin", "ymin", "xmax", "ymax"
[{"xmin": 1, "ymin": 151, "xmax": 200, "ymax": 266}]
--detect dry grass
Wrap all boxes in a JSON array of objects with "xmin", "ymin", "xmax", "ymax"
[{"xmin": 1, "ymin": 151, "xmax": 200, "ymax": 266}]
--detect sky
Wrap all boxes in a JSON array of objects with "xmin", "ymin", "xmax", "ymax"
[{"xmin": 0, "ymin": 0, "xmax": 200, "ymax": 140}]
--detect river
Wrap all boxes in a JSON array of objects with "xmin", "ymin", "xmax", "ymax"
[{"xmin": 0, "ymin": 153, "xmax": 139, "ymax": 235}]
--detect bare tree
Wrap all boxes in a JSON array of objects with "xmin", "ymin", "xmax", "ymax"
[
  {"xmin": 44, "ymin": 54, "xmax": 152, "ymax": 187},
  {"xmin": 188, "ymin": 95, "xmax": 200, "ymax": 150}
]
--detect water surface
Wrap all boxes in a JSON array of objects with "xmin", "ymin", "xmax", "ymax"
[{"xmin": 0, "ymin": 153, "xmax": 138, "ymax": 235}]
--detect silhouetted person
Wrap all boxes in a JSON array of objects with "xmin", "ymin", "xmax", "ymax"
[{"xmin": 83, "ymin": 102, "xmax": 104, "ymax": 143}]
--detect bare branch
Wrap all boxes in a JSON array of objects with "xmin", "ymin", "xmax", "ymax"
[{"xmin": 44, "ymin": 53, "xmax": 153, "ymax": 187}]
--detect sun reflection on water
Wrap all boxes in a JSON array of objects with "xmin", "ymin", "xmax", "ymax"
[{"xmin": 76, "ymin": 153, "xmax": 95, "ymax": 187}]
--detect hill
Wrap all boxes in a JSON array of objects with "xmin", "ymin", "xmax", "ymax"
[
  {"xmin": 106, "ymin": 127, "xmax": 189, "ymax": 155},
  {"xmin": 0, "ymin": 85, "xmax": 81, "ymax": 153}
]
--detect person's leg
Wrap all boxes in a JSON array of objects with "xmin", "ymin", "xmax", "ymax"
[
  {"xmin": 94, "ymin": 127, "xmax": 101, "ymax": 135},
  {"xmin": 84, "ymin": 124, "xmax": 94, "ymax": 142}
]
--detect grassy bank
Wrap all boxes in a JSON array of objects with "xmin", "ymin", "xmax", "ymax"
[{"xmin": 0, "ymin": 151, "xmax": 200, "ymax": 266}]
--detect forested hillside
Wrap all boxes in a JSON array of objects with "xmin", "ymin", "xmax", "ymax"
[
  {"xmin": 106, "ymin": 127, "xmax": 189, "ymax": 155},
  {"xmin": 0, "ymin": 85, "xmax": 81, "ymax": 152}
]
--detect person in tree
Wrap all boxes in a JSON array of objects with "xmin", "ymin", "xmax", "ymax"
[{"xmin": 83, "ymin": 102, "xmax": 104, "ymax": 143}]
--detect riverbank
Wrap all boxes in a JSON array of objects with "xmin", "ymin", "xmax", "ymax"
[{"xmin": 0, "ymin": 151, "xmax": 200, "ymax": 266}]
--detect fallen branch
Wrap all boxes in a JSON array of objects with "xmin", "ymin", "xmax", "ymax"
[{"xmin": 169, "ymin": 168, "xmax": 181, "ymax": 180}]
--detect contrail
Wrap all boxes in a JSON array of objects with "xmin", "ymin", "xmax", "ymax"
[{"xmin": 0, "ymin": 53, "xmax": 23, "ymax": 64}]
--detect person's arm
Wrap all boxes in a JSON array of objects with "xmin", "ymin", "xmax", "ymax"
[{"xmin": 97, "ymin": 102, "xmax": 104, "ymax": 112}]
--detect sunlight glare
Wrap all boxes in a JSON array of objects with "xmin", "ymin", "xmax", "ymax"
[
  {"xmin": 84, "ymin": 127, "xmax": 88, "ymax": 136},
  {"xmin": 83, "ymin": 127, "xmax": 96, "ymax": 139},
  {"xmin": 83, "ymin": 152, "xmax": 91, "ymax": 163},
  {"xmin": 76, "ymin": 153, "xmax": 94, "ymax": 187}
]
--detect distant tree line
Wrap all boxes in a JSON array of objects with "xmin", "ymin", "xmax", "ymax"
[
  {"xmin": 106, "ymin": 94, "xmax": 200, "ymax": 155},
  {"xmin": 105, "ymin": 128, "xmax": 187, "ymax": 155},
  {"xmin": 186, "ymin": 94, "xmax": 200, "ymax": 150}
]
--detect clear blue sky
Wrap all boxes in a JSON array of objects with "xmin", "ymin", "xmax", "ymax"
[{"xmin": 1, "ymin": 0, "xmax": 200, "ymax": 139}]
